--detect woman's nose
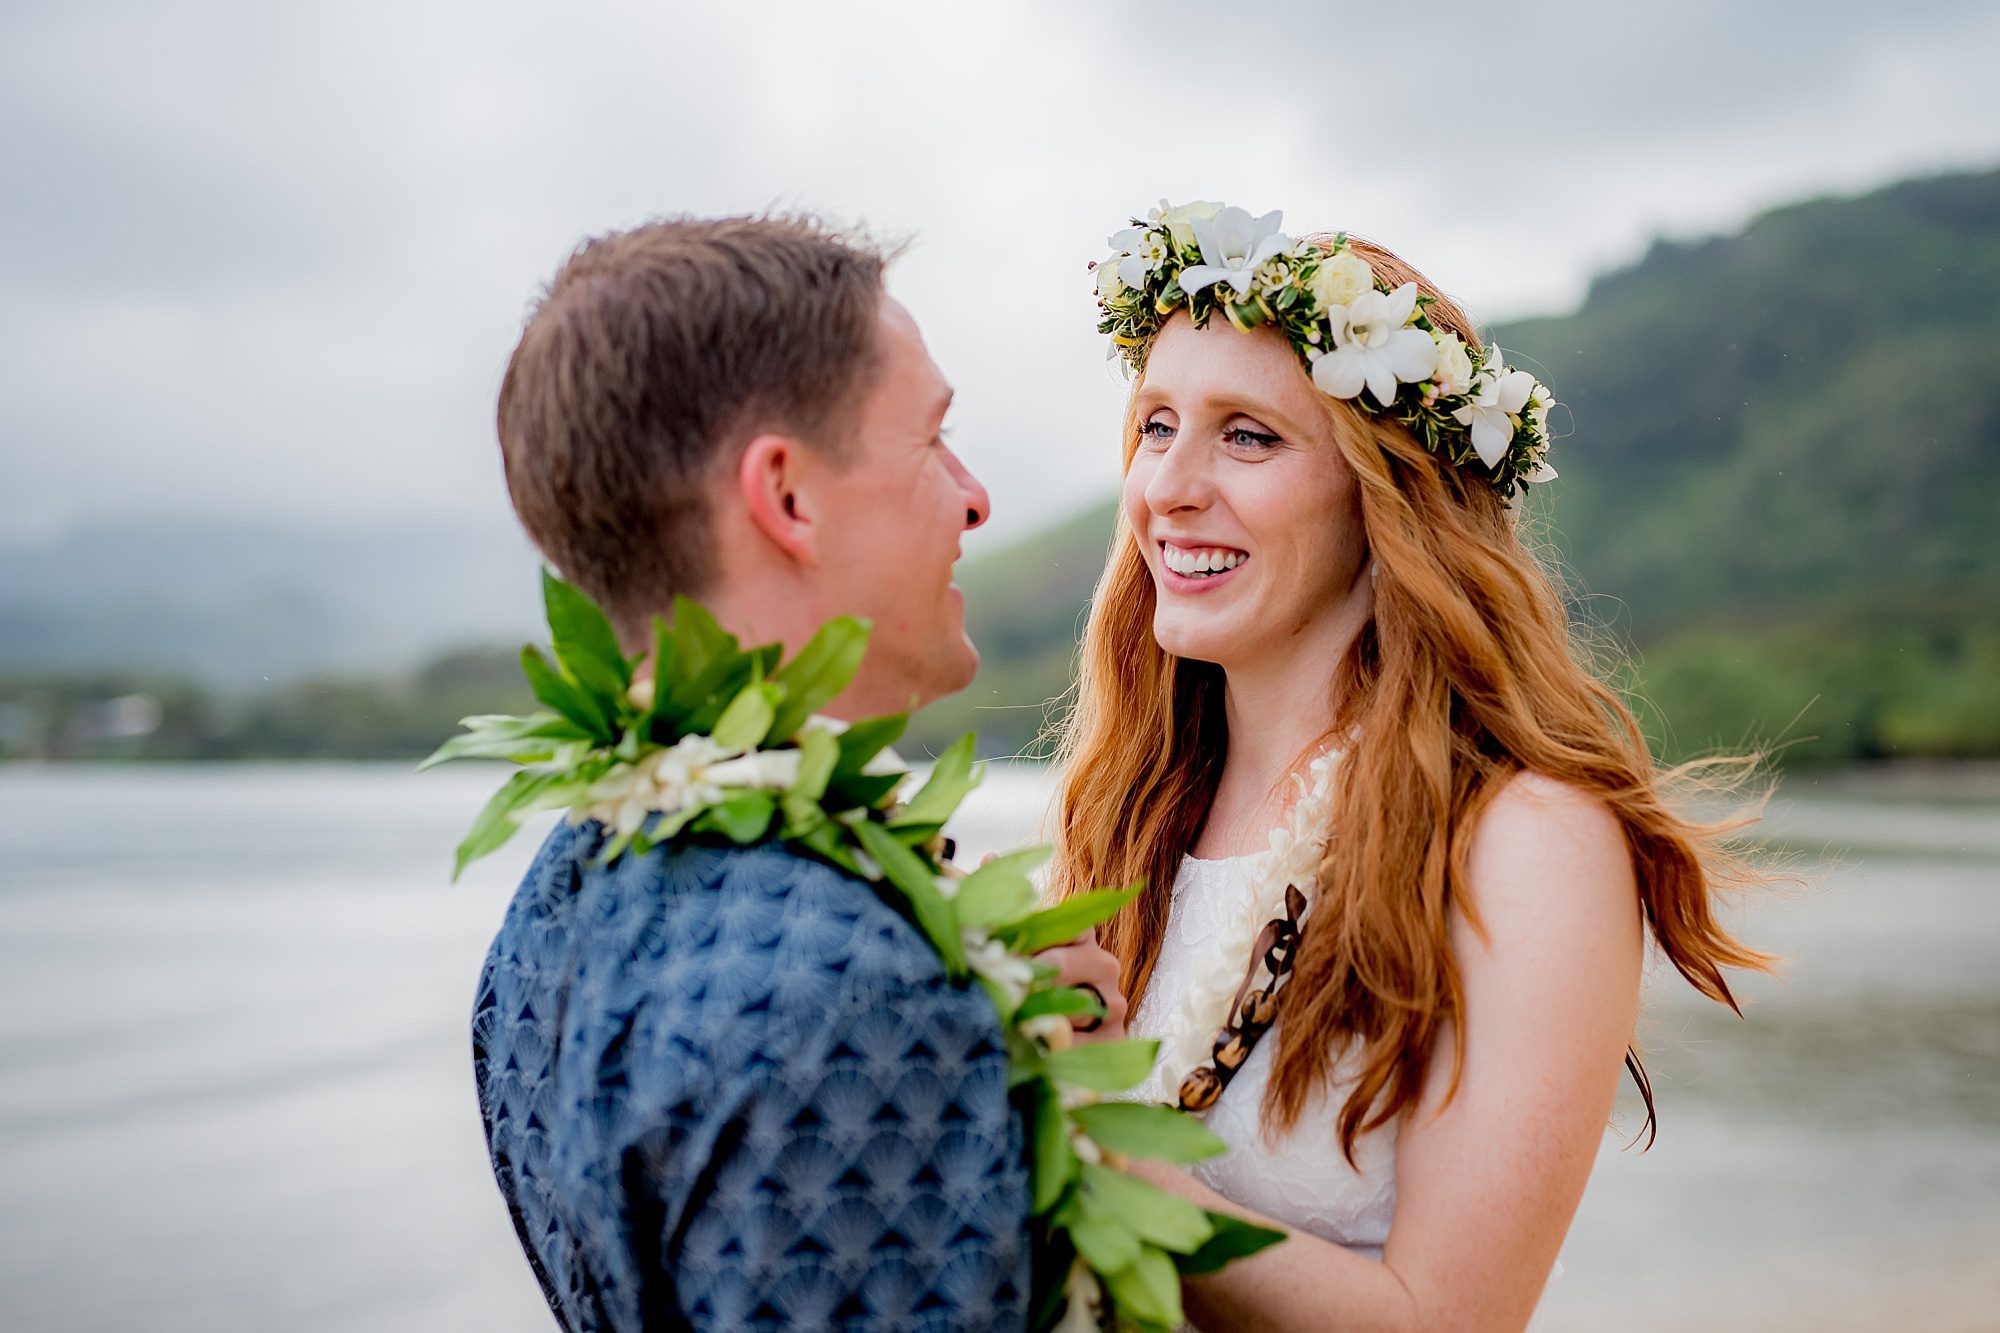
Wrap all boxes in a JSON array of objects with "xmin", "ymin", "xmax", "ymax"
[{"xmin": 1144, "ymin": 436, "xmax": 1211, "ymax": 515}]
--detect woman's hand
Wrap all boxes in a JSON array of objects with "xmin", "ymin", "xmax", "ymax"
[{"xmin": 1034, "ymin": 929, "xmax": 1129, "ymax": 1042}]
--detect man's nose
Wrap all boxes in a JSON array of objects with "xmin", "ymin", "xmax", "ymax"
[{"xmin": 956, "ymin": 456, "xmax": 991, "ymax": 531}]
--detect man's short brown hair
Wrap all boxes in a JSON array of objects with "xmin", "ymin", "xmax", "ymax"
[{"xmin": 497, "ymin": 214, "xmax": 889, "ymax": 633}]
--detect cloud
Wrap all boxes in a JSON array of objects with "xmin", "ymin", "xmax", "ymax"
[{"xmin": 2, "ymin": 0, "xmax": 1996, "ymax": 548}]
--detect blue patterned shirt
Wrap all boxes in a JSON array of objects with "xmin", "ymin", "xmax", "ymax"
[{"xmin": 473, "ymin": 821, "xmax": 1031, "ymax": 1332}]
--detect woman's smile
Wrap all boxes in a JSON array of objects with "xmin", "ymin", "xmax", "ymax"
[{"xmin": 1158, "ymin": 540, "xmax": 1250, "ymax": 592}]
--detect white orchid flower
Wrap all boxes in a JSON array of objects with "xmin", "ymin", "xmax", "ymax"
[
  {"xmin": 1019, "ymin": 1012, "xmax": 1076, "ymax": 1051},
  {"xmin": 964, "ymin": 931, "xmax": 1037, "ymax": 1011},
  {"xmin": 572, "ymin": 731, "xmax": 741, "ymax": 831},
  {"xmin": 1527, "ymin": 383, "xmax": 1554, "ymax": 437},
  {"xmin": 705, "ymin": 748, "xmax": 803, "ymax": 791},
  {"xmin": 1309, "ymin": 282, "xmax": 1439, "ymax": 407},
  {"xmin": 1147, "ymin": 198, "xmax": 1223, "ymax": 248},
  {"xmin": 1178, "ymin": 207, "xmax": 1291, "ymax": 301},
  {"xmin": 1451, "ymin": 348, "xmax": 1539, "ymax": 468},
  {"xmin": 1108, "ymin": 225, "xmax": 1170, "ymax": 289}
]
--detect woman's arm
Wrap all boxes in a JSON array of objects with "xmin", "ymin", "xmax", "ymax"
[{"xmin": 1135, "ymin": 774, "xmax": 1644, "ymax": 1332}]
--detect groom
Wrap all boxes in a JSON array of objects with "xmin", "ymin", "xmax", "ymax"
[{"xmin": 473, "ymin": 214, "xmax": 1123, "ymax": 1332}]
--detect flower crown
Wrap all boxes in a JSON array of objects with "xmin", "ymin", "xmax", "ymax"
[{"xmin": 1092, "ymin": 201, "xmax": 1558, "ymax": 499}]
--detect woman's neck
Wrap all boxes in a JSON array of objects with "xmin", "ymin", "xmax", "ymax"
[{"xmin": 1193, "ymin": 574, "xmax": 1372, "ymax": 858}]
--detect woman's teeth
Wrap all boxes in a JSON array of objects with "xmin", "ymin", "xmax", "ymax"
[{"xmin": 1162, "ymin": 544, "xmax": 1248, "ymax": 578}]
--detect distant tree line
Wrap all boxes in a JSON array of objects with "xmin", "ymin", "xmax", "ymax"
[{"xmin": 0, "ymin": 648, "xmax": 530, "ymax": 762}]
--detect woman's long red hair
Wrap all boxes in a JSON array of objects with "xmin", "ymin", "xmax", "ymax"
[{"xmin": 1048, "ymin": 238, "xmax": 1775, "ymax": 1159}]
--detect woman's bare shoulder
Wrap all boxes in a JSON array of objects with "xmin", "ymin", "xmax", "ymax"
[{"xmin": 1459, "ymin": 770, "xmax": 1638, "ymax": 947}]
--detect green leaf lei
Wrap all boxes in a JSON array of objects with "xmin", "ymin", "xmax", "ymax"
[{"xmin": 430, "ymin": 571, "xmax": 1285, "ymax": 1331}]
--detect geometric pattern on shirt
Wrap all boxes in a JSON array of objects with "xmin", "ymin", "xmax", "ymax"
[{"xmin": 474, "ymin": 821, "xmax": 1030, "ymax": 1331}]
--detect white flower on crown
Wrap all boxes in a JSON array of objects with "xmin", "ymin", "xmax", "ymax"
[
  {"xmin": 1148, "ymin": 198, "xmax": 1223, "ymax": 248},
  {"xmin": 1452, "ymin": 348, "xmax": 1540, "ymax": 468},
  {"xmin": 1094, "ymin": 260, "xmax": 1128, "ymax": 301},
  {"xmin": 1255, "ymin": 256, "xmax": 1293, "ymax": 299},
  {"xmin": 1430, "ymin": 331, "xmax": 1476, "ymax": 398},
  {"xmin": 1178, "ymin": 207, "xmax": 1292, "ymax": 302},
  {"xmin": 1310, "ymin": 250, "xmax": 1376, "ymax": 312},
  {"xmin": 1310, "ymin": 282, "xmax": 1440, "ymax": 407},
  {"xmin": 1108, "ymin": 224, "xmax": 1172, "ymax": 290},
  {"xmin": 1528, "ymin": 386, "xmax": 1553, "ymax": 438}
]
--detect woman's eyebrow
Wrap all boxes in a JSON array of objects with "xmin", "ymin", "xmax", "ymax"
[{"xmin": 1139, "ymin": 388, "xmax": 1307, "ymax": 436}]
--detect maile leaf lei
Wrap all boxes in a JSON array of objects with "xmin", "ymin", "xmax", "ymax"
[{"xmin": 428, "ymin": 571, "xmax": 1285, "ymax": 1331}]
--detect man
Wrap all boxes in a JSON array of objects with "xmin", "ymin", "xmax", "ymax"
[{"xmin": 472, "ymin": 215, "xmax": 1125, "ymax": 1332}]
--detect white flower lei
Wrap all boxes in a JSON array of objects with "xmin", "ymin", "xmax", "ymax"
[{"xmin": 1159, "ymin": 747, "xmax": 1342, "ymax": 1101}]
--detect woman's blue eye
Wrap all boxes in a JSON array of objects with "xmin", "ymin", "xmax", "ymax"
[
  {"xmin": 1226, "ymin": 427, "xmax": 1280, "ymax": 449},
  {"xmin": 1140, "ymin": 419, "xmax": 1175, "ymax": 441}
]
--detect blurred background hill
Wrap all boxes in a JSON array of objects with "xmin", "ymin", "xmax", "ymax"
[
  {"xmin": 920, "ymin": 165, "xmax": 2000, "ymax": 763},
  {"xmin": 6, "ymin": 165, "xmax": 1997, "ymax": 765}
]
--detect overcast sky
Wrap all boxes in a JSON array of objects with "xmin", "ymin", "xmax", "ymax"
[{"xmin": 4, "ymin": 0, "xmax": 1998, "ymax": 551}]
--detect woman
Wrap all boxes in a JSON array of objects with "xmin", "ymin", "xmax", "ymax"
[{"xmin": 1048, "ymin": 202, "xmax": 1773, "ymax": 1330}]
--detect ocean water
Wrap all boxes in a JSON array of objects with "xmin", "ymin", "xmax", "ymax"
[{"xmin": 0, "ymin": 762, "xmax": 1994, "ymax": 1332}]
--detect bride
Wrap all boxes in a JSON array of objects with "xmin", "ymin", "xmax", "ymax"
[{"xmin": 1046, "ymin": 202, "xmax": 1773, "ymax": 1330}]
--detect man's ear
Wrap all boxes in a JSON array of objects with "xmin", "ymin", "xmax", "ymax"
[{"xmin": 736, "ymin": 433, "xmax": 820, "ymax": 567}]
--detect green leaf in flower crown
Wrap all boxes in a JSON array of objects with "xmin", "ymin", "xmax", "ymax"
[
  {"xmin": 952, "ymin": 846, "xmax": 1051, "ymax": 931},
  {"xmin": 520, "ymin": 646, "xmax": 614, "ymax": 741},
  {"xmin": 1070, "ymin": 1102, "xmax": 1228, "ymax": 1165},
  {"xmin": 1081, "ymin": 1161, "xmax": 1214, "ymax": 1253},
  {"xmin": 1014, "ymin": 985, "xmax": 1106, "ymax": 1026},
  {"xmin": 888, "ymin": 732, "xmax": 980, "ymax": 832},
  {"xmin": 991, "ymin": 881, "xmax": 1143, "ymax": 955},
  {"xmin": 668, "ymin": 596, "xmax": 736, "ymax": 691},
  {"xmin": 1174, "ymin": 1211, "xmax": 1288, "ymax": 1276},
  {"xmin": 709, "ymin": 679, "xmax": 780, "ymax": 751},
  {"xmin": 1104, "ymin": 1243, "xmax": 1183, "ymax": 1329},
  {"xmin": 418, "ymin": 713, "xmax": 590, "ymax": 771},
  {"xmin": 767, "ymin": 616, "xmax": 870, "ymax": 742},
  {"xmin": 829, "ymin": 714, "xmax": 907, "ymax": 780},
  {"xmin": 1026, "ymin": 1079, "xmax": 1077, "ymax": 1213},
  {"xmin": 851, "ymin": 817, "xmax": 966, "ymax": 977},
  {"xmin": 700, "ymin": 792, "xmax": 777, "ymax": 844},
  {"xmin": 542, "ymin": 569, "xmax": 630, "ymax": 703},
  {"xmin": 1039, "ymin": 1037, "xmax": 1158, "ymax": 1092}
]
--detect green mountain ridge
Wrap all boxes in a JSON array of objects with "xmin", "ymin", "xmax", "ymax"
[{"xmin": 907, "ymin": 166, "xmax": 2000, "ymax": 764}]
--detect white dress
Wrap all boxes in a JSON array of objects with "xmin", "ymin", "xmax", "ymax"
[
  {"xmin": 1126, "ymin": 852, "xmax": 1399, "ymax": 1258},
  {"xmin": 1125, "ymin": 852, "xmax": 1561, "ymax": 1328}
]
